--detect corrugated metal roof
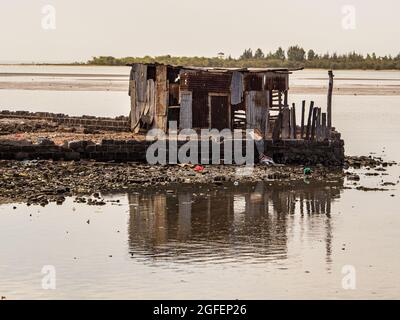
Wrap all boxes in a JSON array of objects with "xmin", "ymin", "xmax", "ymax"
[{"xmin": 127, "ymin": 63, "xmax": 303, "ymax": 74}]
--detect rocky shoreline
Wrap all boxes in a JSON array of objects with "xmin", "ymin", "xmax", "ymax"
[{"xmin": 0, "ymin": 155, "xmax": 396, "ymax": 207}]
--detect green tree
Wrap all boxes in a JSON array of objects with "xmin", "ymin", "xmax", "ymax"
[
  {"xmin": 287, "ymin": 45, "xmax": 306, "ymax": 61},
  {"xmin": 240, "ymin": 48, "xmax": 253, "ymax": 60},
  {"xmin": 274, "ymin": 47, "xmax": 286, "ymax": 60},
  {"xmin": 307, "ymin": 49, "xmax": 316, "ymax": 61},
  {"xmin": 254, "ymin": 48, "xmax": 265, "ymax": 59}
]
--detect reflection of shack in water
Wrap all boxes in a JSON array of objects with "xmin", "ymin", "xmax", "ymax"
[{"xmin": 128, "ymin": 181, "xmax": 342, "ymax": 264}]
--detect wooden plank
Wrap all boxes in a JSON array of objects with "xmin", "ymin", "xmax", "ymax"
[
  {"xmin": 327, "ymin": 70, "xmax": 334, "ymax": 132},
  {"xmin": 272, "ymin": 112, "xmax": 282, "ymax": 141},
  {"xmin": 284, "ymin": 90, "xmax": 288, "ymax": 108},
  {"xmin": 154, "ymin": 65, "xmax": 168, "ymax": 131},
  {"xmin": 310, "ymin": 107, "xmax": 318, "ymax": 141},
  {"xmin": 290, "ymin": 103, "xmax": 297, "ymax": 139},
  {"xmin": 301, "ymin": 100, "xmax": 305, "ymax": 139},
  {"xmin": 322, "ymin": 112, "xmax": 327, "ymax": 140},
  {"xmin": 316, "ymin": 108, "xmax": 322, "ymax": 141},
  {"xmin": 129, "ymin": 80, "xmax": 137, "ymax": 131},
  {"xmin": 282, "ymin": 107, "xmax": 290, "ymax": 139},
  {"xmin": 306, "ymin": 101, "xmax": 314, "ymax": 140},
  {"xmin": 179, "ymin": 91, "xmax": 193, "ymax": 129}
]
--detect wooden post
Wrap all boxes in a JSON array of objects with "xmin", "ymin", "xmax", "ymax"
[
  {"xmin": 316, "ymin": 108, "xmax": 322, "ymax": 141},
  {"xmin": 284, "ymin": 90, "xmax": 288, "ymax": 108},
  {"xmin": 301, "ymin": 100, "xmax": 306, "ymax": 139},
  {"xmin": 306, "ymin": 101, "xmax": 314, "ymax": 140},
  {"xmin": 291, "ymin": 103, "xmax": 297, "ymax": 139},
  {"xmin": 272, "ymin": 112, "xmax": 283, "ymax": 141},
  {"xmin": 311, "ymin": 107, "xmax": 318, "ymax": 141},
  {"xmin": 327, "ymin": 70, "xmax": 334, "ymax": 133},
  {"xmin": 322, "ymin": 112, "xmax": 327, "ymax": 140},
  {"xmin": 282, "ymin": 107, "xmax": 291, "ymax": 139},
  {"xmin": 129, "ymin": 80, "xmax": 137, "ymax": 131}
]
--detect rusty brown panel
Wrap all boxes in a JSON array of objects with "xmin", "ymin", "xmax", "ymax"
[
  {"xmin": 192, "ymin": 91, "xmax": 209, "ymax": 128},
  {"xmin": 264, "ymin": 73, "xmax": 288, "ymax": 91},
  {"xmin": 180, "ymin": 71, "xmax": 232, "ymax": 93},
  {"xmin": 244, "ymin": 73, "xmax": 263, "ymax": 91},
  {"xmin": 253, "ymin": 90, "xmax": 269, "ymax": 107},
  {"xmin": 210, "ymin": 95, "xmax": 230, "ymax": 130}
]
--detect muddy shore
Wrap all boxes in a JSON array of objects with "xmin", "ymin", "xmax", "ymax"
[{"xmin": 0, "ymin": 155, "xmax": 395, "ymax": 207}]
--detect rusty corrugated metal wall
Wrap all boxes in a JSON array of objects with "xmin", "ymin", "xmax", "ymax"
[{"xmin": 180, "ymin": 71, "xmax": 232, "ymax": 129}]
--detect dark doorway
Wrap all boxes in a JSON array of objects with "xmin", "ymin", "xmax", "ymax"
[{"xmin": 210, "ymin": 95, "xmax": 230, "ymax": 130}]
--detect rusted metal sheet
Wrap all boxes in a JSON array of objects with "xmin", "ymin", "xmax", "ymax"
[
  {"xmin": 180, "ymin": 91, "xmax": 192, "ymax": 129},
  {"xmin": 230, "ymin": 71, "xmax": 244, "ymax": 105},
  {"xmin": 244, "ymin": 73, "xmax": 263, "ymax": 91},
  {"xmin": 246, "ymin": 91, "xmax": 269, "ymax": 137},
  {"xmin": 180, "ymin": 71, "xmax": 232, "ymax": 93},
  {"xmin": 264, "ymin": 72, "xmax": 288, "ymax": 91}
]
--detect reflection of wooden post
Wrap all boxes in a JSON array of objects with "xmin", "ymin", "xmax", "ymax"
[
  {"xmin": 327, "ymin": 70, "xmax": 334, "ymax": 134},
  {"xmin": 301, "ymin": 100, "xmax": 306, "ymax": 139}
]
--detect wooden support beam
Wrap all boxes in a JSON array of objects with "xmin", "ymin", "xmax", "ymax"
[
  {"xmin": 272, "ymin": 112, "xmax": 283, "ymax": 141},
  {"xmin": 291, "ymin": 103, "xmax": 297, "ymax": 139},
  {"xmin": 282, "ymin": 107, "xmax": 291, "ymax": 139},
  {"xmin": 322, "ymin": 112, "xmax": 327, "ymax": 140},
  {"xmin": 306, "ymin": 101, "xmax": 314, "ymax": 140},
  {"xmin": 284, "ymin": 90, "xmax": 288, "ymax": 108},
  {"xmin": 316, "ymin": 108, "xmax": 322, "ymax": 141},
  {"xmin": 327, "ymin": 70, "xmax": 334, "ymax": 132},
  {"xmin": 129, "ymin": 80, "xmax": 137, "ymax": 131},
  {"xmin": 301, "ymin": 100, "xmax": 306, "ymax": 139},
  {"xmin": 311, "ymin": 107, "xmax": 318, "ymax": 141}
]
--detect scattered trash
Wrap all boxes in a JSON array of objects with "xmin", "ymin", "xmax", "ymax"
[
  {"xmin": 194, "ymin": 165, "xmax": 205, "ymax": 172},
  {"xmin": 259, "ymin": 155, "xmax": 275, "ymax": 166},
  {"xmin": 304, "ymin": 167, "xmax": 312, "ymax": 176}
]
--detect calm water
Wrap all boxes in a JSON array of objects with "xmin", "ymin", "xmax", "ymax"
[{"xmin": 1, "ymin": 67, "xmax": 400, "ymax": 299}]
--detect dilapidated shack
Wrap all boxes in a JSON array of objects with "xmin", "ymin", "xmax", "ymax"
[{"xmin": 129, "ymin": 63, "xmax": 336, "ymax": 143}]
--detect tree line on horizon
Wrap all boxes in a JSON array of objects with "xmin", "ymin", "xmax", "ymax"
[{"xmin": 87, "ymin": 46, "xmax": 400, "ymax": 70}]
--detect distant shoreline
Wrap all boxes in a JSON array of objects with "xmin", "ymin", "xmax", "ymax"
[{"xmin": 1, "ymin": 63, "xmax": 400, "ymax": 72}]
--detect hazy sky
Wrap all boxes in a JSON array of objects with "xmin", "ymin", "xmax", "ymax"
[{"xmin": 1, "ymin": 0, "xmax": 399, "ymax": 63}]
